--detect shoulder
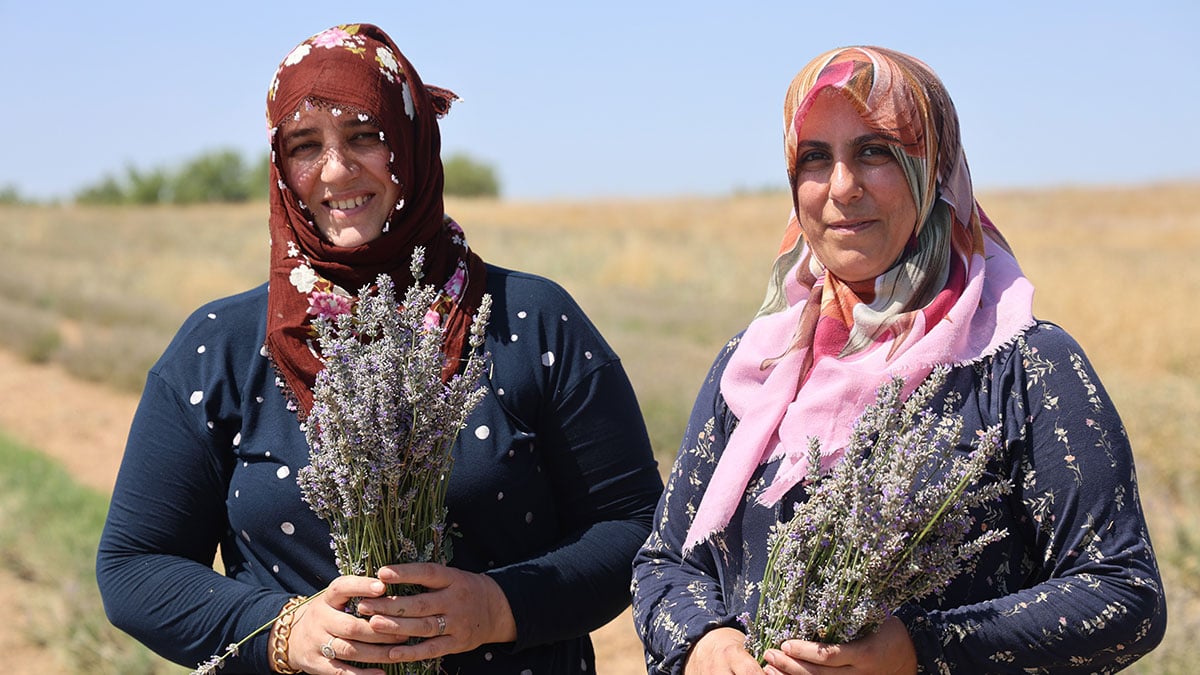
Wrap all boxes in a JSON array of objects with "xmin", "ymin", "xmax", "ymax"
[
  {"xmin": 988, "ymin": 320, "xmax": 1095, "ymax": 381},
  {"xmin": 483, "ymin": 264, "xmax": 588, "ymax": 315},
  {"xmin": 482, "ymin": 264, "xmax": 613, "ymax": 354},
  {"xmin": 152, "ymin": 283, "xmax": 269, "ymax": 377},
  {"xmin": 172, "ymin": 284, "xmax": 268, "ymax": 339},
  {"xmin": 1017, "ymin": 320, "xmax": 1088, "ymax": 360}
]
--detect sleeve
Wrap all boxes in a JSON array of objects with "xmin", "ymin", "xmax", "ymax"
[
  {"xmin": 485, "ymin": 356, "xmax": 666, "ymax": 651},
  {"xmin": 898, "ymin": 326, "xmax": 1168, "ymax": 673},
  {"xmin": 632, "ymin": 343, "xmax": 742, "ymax": 675},
  {"xmin": 95, "ymin": 370, "xmax": 290, "ymax": 674}
]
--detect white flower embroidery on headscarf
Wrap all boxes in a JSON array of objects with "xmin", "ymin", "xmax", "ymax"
[
  {"xmin": 402, "ymin": 82, "xmax": 415, "ymax": 119},
  {"xmin": 376, "ymin": 46, "xmax": 399, "ymax": 83},
  {"xmin": 289, "ymin": 264, "xmax": 319, "ymax": 293},
  {"xmin": 283, "ymin": 44, "xmax": 311, "ymax": 66}
]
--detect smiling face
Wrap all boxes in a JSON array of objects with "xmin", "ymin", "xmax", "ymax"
[
  {"xmin": 279, "ymin": 107, "xmax": 401, "ymax": 247},
  {"xmin": 793, "ymin": 90, "xmax": 918, "ymax": 283}
]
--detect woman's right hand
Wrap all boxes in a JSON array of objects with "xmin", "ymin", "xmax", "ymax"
[
  {"xmin": 684, "ymin": 627, "xmax": 765, "ymax": 675},
  {"xmin": 279, "ymin": 575, "xmax": 399, "ymax": 675}
]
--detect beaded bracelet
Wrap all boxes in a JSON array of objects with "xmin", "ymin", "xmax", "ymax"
[{"xmin": 270, "ymin": 595, "xmax": 307, "ymax": 674}]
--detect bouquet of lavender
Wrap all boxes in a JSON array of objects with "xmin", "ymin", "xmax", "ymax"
[
  {"xmin": 296, "ymin": 251, "xmax": 491, "ymax": 675},
  {"xmin": 743, "ymin": 366, "xmax": 1011, "ymax": 658},
  {"xmin": 191, "ymin": 252, "xmax": 489, "ymax": 675}
]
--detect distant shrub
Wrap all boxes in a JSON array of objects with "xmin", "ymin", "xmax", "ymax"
[
  {"xmin": 0, "ymin": 184, "xmax": 24, "ymax": 205},
  {"xmin": 172, "ymin": 149, "xmax": 254, "ymax": 204},
  {"xmin": 74, "ymin": 149, "xmax": 265, "ymax": 205},
  {"xmin": 443, "ymin": 152, "xmax": 501, "ymax": 198},
  {"xmin": 75, "ymin": 175, "xmax": 127, "ymax": 205}
]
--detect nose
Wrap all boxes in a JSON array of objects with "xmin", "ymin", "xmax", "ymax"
[
  {"xmin": 318, "ymin": 146, "xmax": 359, "ymax": 183},
  {"xmin": 829, "ymin": 161, "xmax": 863, "ymax": 204}
]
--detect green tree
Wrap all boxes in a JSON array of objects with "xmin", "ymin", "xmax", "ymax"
[
  {"xmin": 246, "ymin": 153, "xmax": 272, "ymax": 200},
  {"xmin": 125, "ymin": 165, "xmax": 170, "ymax": 205},
  {"xmin": 75, "ymin": 174, "xmax": 127, "ymax": 205},
  {"xmin": 171, "ymin": 149, "xmax": 253, "ymax": 203},
  {"xmin": 443, "ymin": 153, "xmax": 500, "ymax": 198},
  {"xmin": 0, "ymin": 184, "xmax": 23, "ymax": 205}
]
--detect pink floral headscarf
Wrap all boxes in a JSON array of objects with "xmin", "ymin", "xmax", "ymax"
[{"xmin": 684, "ymin": 46, "xmax": 1035, "ymax": 553}]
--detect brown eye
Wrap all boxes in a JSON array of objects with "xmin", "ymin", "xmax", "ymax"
[{"xmin": 286, "ymin": 141, "xmax": 320, "ymax": 158}]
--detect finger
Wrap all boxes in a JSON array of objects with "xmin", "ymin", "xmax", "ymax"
[
  {"xmin": 387, "ymin": 635, "xmax": 454, "ymax": 663},
  {"xmin": 779, "ymin": 640, "xmax": 844, "ymax": 666},
  {"xmin": 763, "ymin": 648, "xmax": 814, "ymax": 675},
  {"xmin": 376, "ymin": 562, "xmax": 452, "ymax": 589},
  {"xmin": 327, "ymin": 575, "xmax": 388, "ymax": 606},
  {"xmin": 318, "ymin": 635, "xmax": 407, "ymax": 670},
  {"xmin": 368, "ymin": 613, "xmax": 448, "ymax": 640},
  {"xmin": 356, "ymin": 588, "xmax": 442, "ymax": 619}
]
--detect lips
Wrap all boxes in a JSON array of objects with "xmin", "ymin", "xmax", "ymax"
[
  {"xmin": 326, "ymin": 194, "xmax": 371, "ymax": 210},
  {"xmin": 828, "ymin": 219, "xmax": 874, "ymax": 231}
]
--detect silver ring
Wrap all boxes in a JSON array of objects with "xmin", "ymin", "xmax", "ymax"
[
  {"xmin": 320, "ymin": 636, "xmax": 336, "ymax": 659},
  {"xmin": 435, "ymin": 614, "xmax": 447, "ymax": 636}
]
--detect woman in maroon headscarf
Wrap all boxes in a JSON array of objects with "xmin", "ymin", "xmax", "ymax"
[{"xmin": 97, "ymin": 23, "xmax": 662, "ymax": 674}]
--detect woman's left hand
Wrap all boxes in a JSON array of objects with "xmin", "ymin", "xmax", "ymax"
[
  {"xmin": 761, "ymin": 617, "xmax": 917, "ymax": 675},
  {"xmin": 354, "ymin": 562, "xmax": 517, "ymax": 662}
]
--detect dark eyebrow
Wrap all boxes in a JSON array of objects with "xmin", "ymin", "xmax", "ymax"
[
  {"xmin": 798, "ymin": 133, "xmax": 896, "ymax": 150},
  {"xmin": 339, "ymin": 117, "xmax": 379, "ymax": 131},
  {"xmin": 280, "ymin": 126, "xmax": 318, "ymax": 144}
]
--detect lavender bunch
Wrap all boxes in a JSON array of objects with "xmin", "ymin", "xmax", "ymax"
[
  {"xmin": 744, "ymin": 366, "xmax": 1010, "ymax": 658},
  {"xmin": 296, "ymin": 250, "xmax": 490, "ymax": 675}
]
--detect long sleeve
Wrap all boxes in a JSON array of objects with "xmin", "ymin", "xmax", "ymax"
[
  {"xmin": 97, "ymin": 271, "xmax": 665, "ymax": 674},
  {"xmin": 898, "ymin": 323, "xmax": 1167, "ymax": 673},
  {"xmin": 633, "ymin": 340, "xmax": 743, "ymax": 674},
  {"xmin": 487, "ymin": 358, "xmax": 664, "ymax": 650},
  {"xmin": 97, "ymin": 370, "xmax": 290, "ymax": 674},
  {"xmin": 467, "ymin": 266, "xmax": 664, "ymax": 651},
  {"xmin": 632, "ymin": 324, "xmax": 1167, "ymax": 675}
]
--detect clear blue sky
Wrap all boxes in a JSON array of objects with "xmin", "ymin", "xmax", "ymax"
[{"xmin": 4, "ymin": 1, "xmax": 1197, "ymax": 201}]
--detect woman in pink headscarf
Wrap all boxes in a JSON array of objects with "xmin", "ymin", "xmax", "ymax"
[{"xmin": 632, "ymin": 46, "xmax": 1165, "ymax": 674}]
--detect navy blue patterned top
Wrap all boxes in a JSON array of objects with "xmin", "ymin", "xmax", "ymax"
[
  {"xmin": 632, "ymin": 322, "xmax": 1166, "ymax": 674},
  {"xmin": 97, "ymin": 264, "xmax": 664, "ymax": 674}
]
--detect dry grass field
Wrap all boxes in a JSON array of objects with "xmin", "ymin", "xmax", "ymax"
[{"xmin": 0, "ymin": 182, "xmax": 1197, "ymax": 673}]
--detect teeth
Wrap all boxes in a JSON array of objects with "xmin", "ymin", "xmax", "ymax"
[{"xmin": 328, "ymin": 195, "xmax": 369, "ymax": 210}]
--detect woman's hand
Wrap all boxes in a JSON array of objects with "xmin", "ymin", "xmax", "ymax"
[
  {"xmin": 282, "ymin": 574, "xmax": 398, "ymax": 675},
  {"xmin": 357, "ymin": 562, "xmax": 517, "ymax": 662},
  {"xmin": 684, "ymin": 627, "xmax": 765, "ymax": 675},
  {"xmin": 761, "ymin": 617, "xmax": 918, "ymax": 675}
]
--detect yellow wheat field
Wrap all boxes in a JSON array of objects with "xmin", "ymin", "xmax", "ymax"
[{"xmin": 0, "ymin": 182, "xmax": 1197, "ymax": 672}]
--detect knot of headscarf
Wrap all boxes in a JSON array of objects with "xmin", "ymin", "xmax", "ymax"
[
  {"xmin": 263, "ymin": 23, "xmax": 487, "ymax": 418},
  {"xmin": 683, "ymin": 46, "xmax": 1035, "ymax": 553}
]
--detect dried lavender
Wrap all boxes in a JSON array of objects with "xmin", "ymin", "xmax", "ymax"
[
  {"xmin": 743, "ymin": 366, "xmax": 1010, "ymax": 658},
  {"xmin": 296, "ymin": 251, "xmax": 491, "ymax": 675}
]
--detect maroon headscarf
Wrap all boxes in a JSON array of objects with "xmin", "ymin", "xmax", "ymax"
[{"xmin": 263, "ymin": 23, "xmax": 487, "ymax": 417}]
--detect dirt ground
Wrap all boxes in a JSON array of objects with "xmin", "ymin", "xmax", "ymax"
[{"xmin": 0, "ymin": 349, "xmax": 647, "ymax": 674}]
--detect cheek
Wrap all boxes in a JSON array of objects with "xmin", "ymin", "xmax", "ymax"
[
  {"xmin": 282, "ymin": 159, "xmax": 319, "ymax": 201},
  {"xmin": 794, "ymin": 182, "xmax": 825, "ymax": 221}
]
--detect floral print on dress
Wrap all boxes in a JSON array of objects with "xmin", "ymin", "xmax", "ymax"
[{"xmin": 632, "ymin": 323, "xmax": 1165, "ymax": 674}]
